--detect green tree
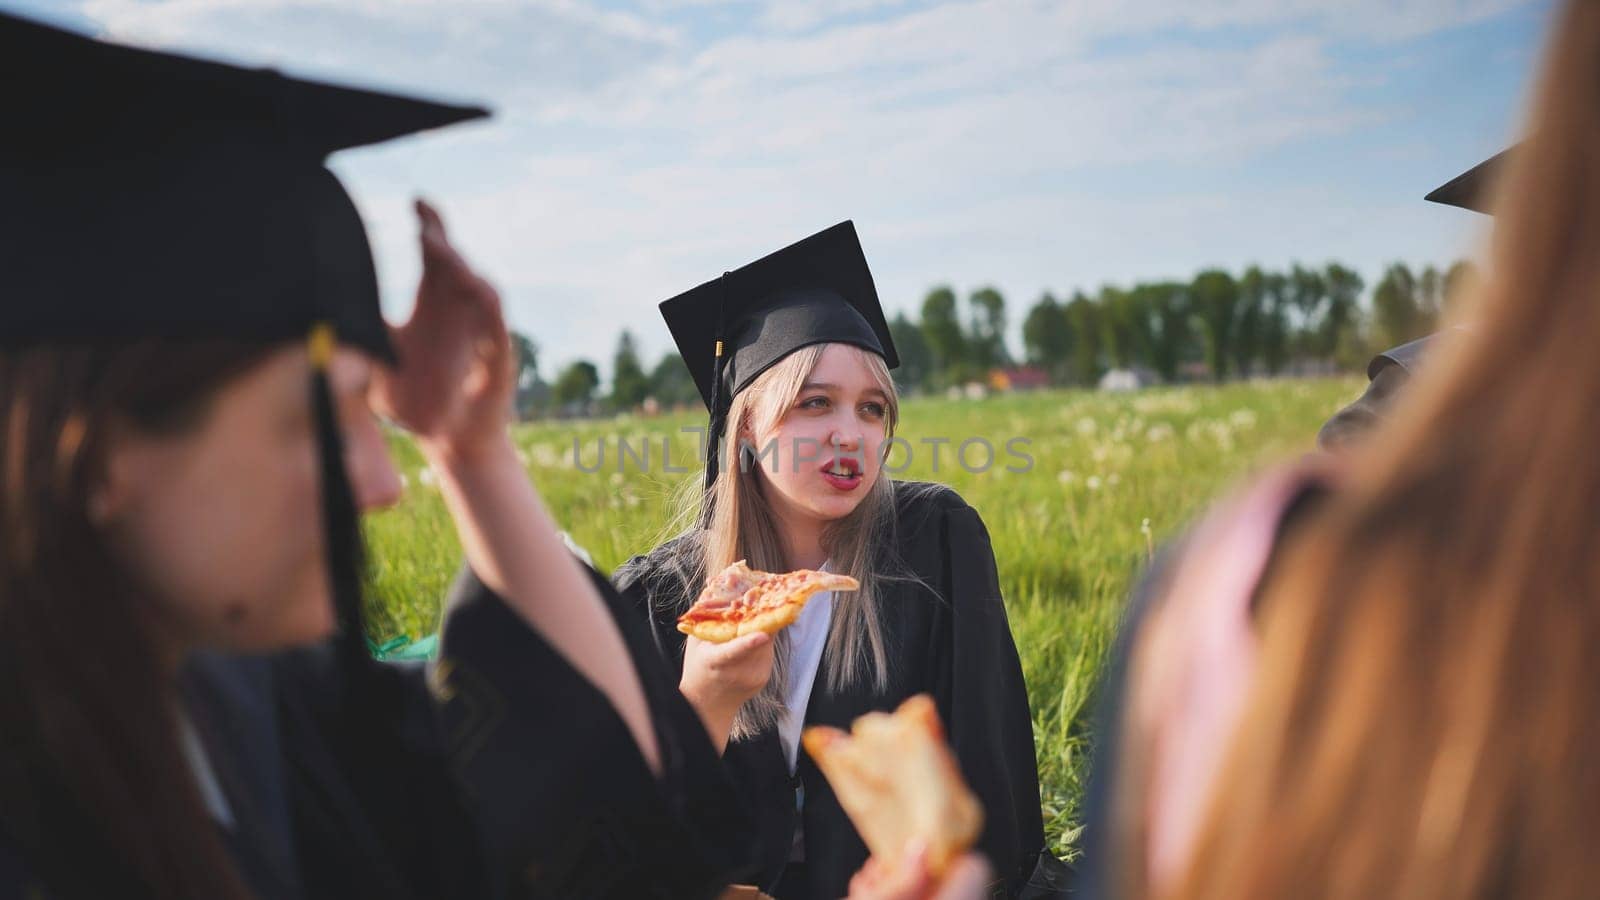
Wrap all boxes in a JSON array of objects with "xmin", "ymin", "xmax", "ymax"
[
  {"xmin": 1320, "ymin": 263, "xmax": 1365, "ymax": 362},
  {"xmin": 888, "ymin": 311, "xmax": 933, "ymax": 393},
  {"xmin": 1190, "ymin": 269, "xmax": 1240, "ymax": 381},
  {"xmin": 1233, "ymin": 267, "xmax": 1266, "ymax": 376},
  {"xmin": 1064, "ymin": 292, "xmax": 1103, "ymax": 386},
  {"xmin": 1022, "ymin": 292, "xmax": 1074, "ymax": 383},
  {"xmin": 1135, "ymin": 282, "xmax": 1189, "ymax": 382},
  {"xmin": 609, "ymin": 330, "xmax": 650, "ymax": 411},
  {"xmin": 1333, "ymin": 305, "xmax": 1375, "ymax": 372},
  {"xmin": 920, "ymin": 286, "xmax": 969, "ymax": 385},
  {"xmin": 510, "ymin": 330, "xmax": 545, "ymax": 419},
  {"xmin": 1288, "ymin": 264, "xmax": 1327, "ymax": 360},
  {"xmin": 512, "ymin": 330, "xmax": 539, "ymax": 389},
  {"xmin": 1259, "ymin": 271, "xmax": 1292, "ymax": 374},
  {"xmin": 1098, "ymin": 285, "xmax": 1144, "ymax": 370},
  {"xmin": 648, "ymin": 352, "xmax": 698, "ymax": 408},
  {"xmin": 1372, "ymin": 263, "xmax": 1422, "ymax": 349},
  {"xmin": 552, "ymin": 360, "xmax": 600, "ymax": 411},
  {"xmin": 967, "ymin": 286, "xmax": 1009, "ymax": 370}
]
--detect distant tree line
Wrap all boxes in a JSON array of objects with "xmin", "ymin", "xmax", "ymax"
[
  {"xmin": 510, "ymin": 328, "xmax": 699, "ymax": 419},
  {"xmin": 512, "ymin": 259, "xmax": 1475, "ymax": 419},
  {"xmin": 1004, "ymin": 260, "xmax": 1474, "ymax": 388}
]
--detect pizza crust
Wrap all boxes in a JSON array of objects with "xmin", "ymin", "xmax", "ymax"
[
  {"xmin": 680, "ymin": 617, "xmax": 742, "ymax": 644},
  {"xmin": 801, "ymin": 694, "xmax": 983, "ymax": 877},
  {"xmin": 676, "ymin": 560, "xmax": 859, "ymax": 643}
]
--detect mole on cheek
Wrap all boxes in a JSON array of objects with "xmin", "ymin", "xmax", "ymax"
[{"xmin": 223, "ymin": 605, "xmax": 248, "ymax": 625}]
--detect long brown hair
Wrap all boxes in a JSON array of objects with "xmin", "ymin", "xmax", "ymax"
[
  {"xmin": 1153, "ymin": 3, "xmax": 1600, "ymax": 898},
  {"xmin": 0, "ymin": 341, "xmax": 274, "ymax": 899}
]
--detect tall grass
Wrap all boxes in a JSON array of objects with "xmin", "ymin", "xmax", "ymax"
[{"xmin": 364, "ymin": 376, "xmax": 1363, "ymax": 856}]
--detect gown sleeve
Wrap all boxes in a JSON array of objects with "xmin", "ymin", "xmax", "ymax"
[
  {"xmin": 932, "ymin": 503, "xmax": 1048, "ymax": 896},
  {"xmin": 434, "ymin": 562, "xmax": 755, "ymax": 899},
  {"xmin": 0, "ymin": 837, "xmax": 39, "ymax": 900}
]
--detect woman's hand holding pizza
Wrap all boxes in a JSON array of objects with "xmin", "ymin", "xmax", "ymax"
[
  {"xmin": 679, "ymin": 631, "xmax": 775, "ymax": 753},
  {"xmin": 676, "ymin": 561, "xmax": 856, "ymax": 752}
]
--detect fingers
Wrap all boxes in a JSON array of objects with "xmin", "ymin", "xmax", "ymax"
[
  {"xmin": 846, "ymin": 844, "xmax": 932, "ymax": 900},
  {"xmin": 847, "ymin": 858, "xmax": 884, "ymax": 897},
  {"xmin": 900, "ymin": 842, "xmax": 933, "ymax": 894},
  {"xmin": 415, "ymin": 198, "xmax": 452, "ymax": 264},
  {"xmin": 846, "ymin": 846, "xmax": 994, "ymax": 900},
  {"xmin": 705, "ymin": 630, "xmax": 772, "ymax": 664},
  {"xmin": 412, "ymin": 198, "xmax": 506, "ymax": 325},
  {"xmin": 415, "ymin": 197, "xmax": 442, "ymax": 236},
  {"xmin": 415, "ymin": 197, "xmax": 473, "ymax": 283},
  {"xmin": 687, "ymin": 631, "xmax": 772, "ymax": 667},
  {"xmin": 932, "ymin": 854, "xmax": 992, "ymax": 900}
]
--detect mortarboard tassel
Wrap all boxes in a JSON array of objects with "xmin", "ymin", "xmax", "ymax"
[
  {"xmin": 702, "ymin": 274, "xmax": 736, "ymax": 491},
  {"xmin": 304, "ymin": 336, "xmax": 453, "ymax": 893},
  {"xmin": 699, "ymin": 275, "xmax": 734, "ymax": 526},
  {"xmin": 306, "ymin": 323, "xmax": 371, "ymax": 670},
  {"xmin": 703, "ymin": 339, "xmax": 728, "ymax": 492},
  {"xmin": 699, "ymin": 342, "xmax": 731, "ymax": 533}
]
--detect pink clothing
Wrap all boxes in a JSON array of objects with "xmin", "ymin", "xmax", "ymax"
[{"xmin": 1136, "ymin": 462, "xmax": 1335, "ymax": 890}]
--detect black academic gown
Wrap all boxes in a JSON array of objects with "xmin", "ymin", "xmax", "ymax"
[
  {"xmin": 0, "ymin": 562, "xmax": 754, "ymax": 900},
  {"xmin": 1317, "ymin": 333, "xmax": 1436, "ymax": 449},
  {"xmin": 615, "ymin": 480, "xmax": 1045, "ymax": 900}
]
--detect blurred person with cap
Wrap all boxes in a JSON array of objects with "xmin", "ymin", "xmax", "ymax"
[
  {"xmin": 0, "ymin": 11, "xmax": 749, "ymax": 899},
  {"xmin": 1316, "ymin": 150, "xmax": 1504, "ymax": 450},
  {"xmin": 1078, "ymin": 88, "xmax": 1511, "ymax": 900},
  {"xmin": 1077, "ymin": 151, "xmax": 1504, "ymax": 898},
  {"xmin": 1080, "ymin": 1, "xmax": 1600, "ymax": 897},
  {"xmin": 613, "ymin": 223, "xmax": 1067, "ymax": 899}
]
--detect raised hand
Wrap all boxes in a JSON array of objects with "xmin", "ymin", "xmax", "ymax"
[{"xmin": 371, "ymin": 199, "xmax": 514, "ymax": 464}]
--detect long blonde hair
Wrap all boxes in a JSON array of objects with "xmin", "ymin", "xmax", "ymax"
[
  {"xmin": 1138, "ymin": 3, "xmax": 1600, "ymax": 898},
  {"xmin": 663, "ymin": 342, "xmax": 901, "ymax": 740}
]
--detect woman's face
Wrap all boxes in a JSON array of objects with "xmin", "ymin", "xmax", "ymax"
[
  {"xmin": 748, "ymin": 343, "xmax": 890, "ymax": 527},
  {"xmin": 98, "ymin": 345, "xmax": 402, "ymax": 656}
]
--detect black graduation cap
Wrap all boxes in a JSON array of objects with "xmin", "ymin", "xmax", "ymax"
[
  {"xmin": 1, "ymin": 9, "xmax": 485, "ymax": 356},
  {"xmin": 1425, "ymin": 148, "xmax": 1512, "ymax": 214},
  {"xmin": 658, "ymin": 221, "xmax": 898, "ymax": 492},
  {"xmin": 0, "ymin": 11, "xmax": 486, "ymax": 665}
]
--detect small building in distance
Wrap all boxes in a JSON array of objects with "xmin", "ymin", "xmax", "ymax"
[
  {"xmin": 988, "ymin": 366, "xmax": 1052, "ymax": 392},
  {"xmin": 1098, "ymin": 367, "xmax": 1157, "ymax": 392}
]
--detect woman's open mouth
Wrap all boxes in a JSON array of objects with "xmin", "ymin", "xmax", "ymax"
[{"xmin": 819, "ymin": 456, "xmax": 863, "ymax": 491}]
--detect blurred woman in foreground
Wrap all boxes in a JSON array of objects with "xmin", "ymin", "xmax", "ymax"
[
  {"xmin": 0, "ymin": 13, "xmax": 745, "ymax": 898},
  {"xmin": 1101, "ymin": 1, "xmax": 1600, "ymax": 897}
]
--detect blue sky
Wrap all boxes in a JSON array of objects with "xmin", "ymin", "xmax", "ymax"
[{"xmin": 10, "ymin": 0, "xmax": 1553, "ymax": 377}]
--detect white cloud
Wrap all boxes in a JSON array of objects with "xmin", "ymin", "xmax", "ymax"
[
  {"xmin": 756, "ymin": 0, "xmax": 912, "ymax": 32},
  {"xmin": 68, "ymin": 0, "xmax": 1539, "ymax": 373},
  {"xmin": 80, "ymin": 0, "xmax": 679, "ymax": 103}
]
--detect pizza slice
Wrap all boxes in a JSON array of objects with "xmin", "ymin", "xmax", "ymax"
[
  {"xmin": 801, "ymin": 694, "xmax": 984, "ymax": 877},
  {"xmin": 675, "ymin": 559, "xmax": 859, "ymax": 643}
]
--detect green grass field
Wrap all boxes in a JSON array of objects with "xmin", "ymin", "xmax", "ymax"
[{"xmin": 364, "ymin": 376, "xmax": 1364, "ymax": 857}]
